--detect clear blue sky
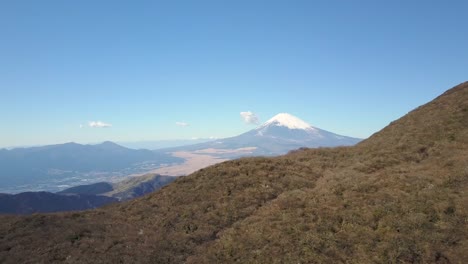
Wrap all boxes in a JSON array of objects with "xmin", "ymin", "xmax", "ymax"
[{"xmin": 1, "ymin": 0, "xmax": 467, "ymax": 147}]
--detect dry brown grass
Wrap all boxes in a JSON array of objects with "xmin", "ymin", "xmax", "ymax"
[{"xmin": 0, "ymin": 82, "xmax": 467, "ymax": 263}]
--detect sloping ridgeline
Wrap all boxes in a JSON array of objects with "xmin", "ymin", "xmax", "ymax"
[{"xmin": 0, "ymin": 82, "xmax": 467, "ymax": 263}]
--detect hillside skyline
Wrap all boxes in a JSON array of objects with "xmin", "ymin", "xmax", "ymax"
[{"xmin": 1, "ymin": 1, "xmax": 467, "ymax": 147}]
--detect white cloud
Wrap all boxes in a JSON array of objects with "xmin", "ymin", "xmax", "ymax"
[
  {"xmin": 88, "ymin": 121, "xmax": 112, "ymax": 128},
  {"xmin": 176, "ymin": 122, "xmax": 189, "ymax": 127},
  {"xmin": 240, "ymin": 111, "xmax": 259, "ymax": 125}
]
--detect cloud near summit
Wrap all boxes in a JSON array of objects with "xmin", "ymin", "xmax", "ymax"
[{"xmin": 240, "ymin": 111, "xmax": 259, "ymax": 125}]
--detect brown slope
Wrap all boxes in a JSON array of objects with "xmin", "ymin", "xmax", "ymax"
[
  {"xmin": 188, "ymin": 82, "xmax": 468, "ymax": 263},
  {"xmin": 1, "ymin": 82, "xmax": 467, "ymax": 264}
]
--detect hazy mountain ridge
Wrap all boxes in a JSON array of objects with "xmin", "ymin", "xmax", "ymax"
[
  {"xmin": 0, "ymin": 82, "xmax": 467, "ymax": 263},
  {"xmin": 0, "ymin": 192, "xmax": 117, "ymax": 215},
  {"xmin": 105, "ymin": 174, "xmax": 178, "ymax": 201},
  {"xmin": 0, "ymin": 173, "xmax": 177, "ymax": 214},
  {"xmin": 60, "ymin": 173, "xmax": 178, "ymax": 201},
  {"xmin": 0, "ymin": 141, "xmax": 182, "ymax": 192},
  {"xmin": 57, "ymin": 182, "xmax": 114, "ymax": 195}
]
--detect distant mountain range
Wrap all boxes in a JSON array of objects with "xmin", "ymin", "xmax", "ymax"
[
  {"xmin": 0, "ymin": 174, "xmax": 177, "ymax": 214},
  {"xmin": 160, "ymin": 113, "xmax": 362, "ymax": 156},
  {"xmin": 0, "ymin": 141, "xmax": 182, "ymax": 192},
  {"xmin": 0, "ymin": 113, "xmax": 360, "ymax": 194}
]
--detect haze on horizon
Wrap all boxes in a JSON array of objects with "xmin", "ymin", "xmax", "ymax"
[{"xmin": 1, "ymin": 1, "xmax": 467, "ymax": 148}]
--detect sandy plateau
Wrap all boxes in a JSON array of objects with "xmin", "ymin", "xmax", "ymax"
[{"xmin": 149, "ymin": 147, "xmax": 257, "ymax": 176}]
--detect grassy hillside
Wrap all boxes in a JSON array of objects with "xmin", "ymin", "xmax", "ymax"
[{"xmin": 0, "ymin": 82, "xmax": 467, "ymax": 263}]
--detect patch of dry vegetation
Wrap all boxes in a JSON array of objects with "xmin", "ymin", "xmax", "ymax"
[{"xmin": 0, "ymin": 82, "xmax": 467, "ymax": 263}]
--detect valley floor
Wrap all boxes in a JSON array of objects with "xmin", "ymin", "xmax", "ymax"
[{"xmin": 148, "ymin": 151, "xmax": 230, "ymax": 176}]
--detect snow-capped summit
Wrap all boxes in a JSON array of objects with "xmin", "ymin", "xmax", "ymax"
[
  {"xmin": 245, "ymin": 112, "xmax": 361, "ymax": 152},
  {"xmin": 259, "ymin": 113, "xmax": 316, "ymax": 130},
  {"xmin": 162, "ymin": 113, "xmax": 362, "ymax": 156},
  {"xmin": 254, "ymin": 113, "xmax": 321, "ymax": 138}
]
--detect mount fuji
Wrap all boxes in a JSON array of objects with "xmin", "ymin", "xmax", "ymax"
[{"xmin": 160, "ymin": 113, "xmax": 362, "ymax": 156}]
